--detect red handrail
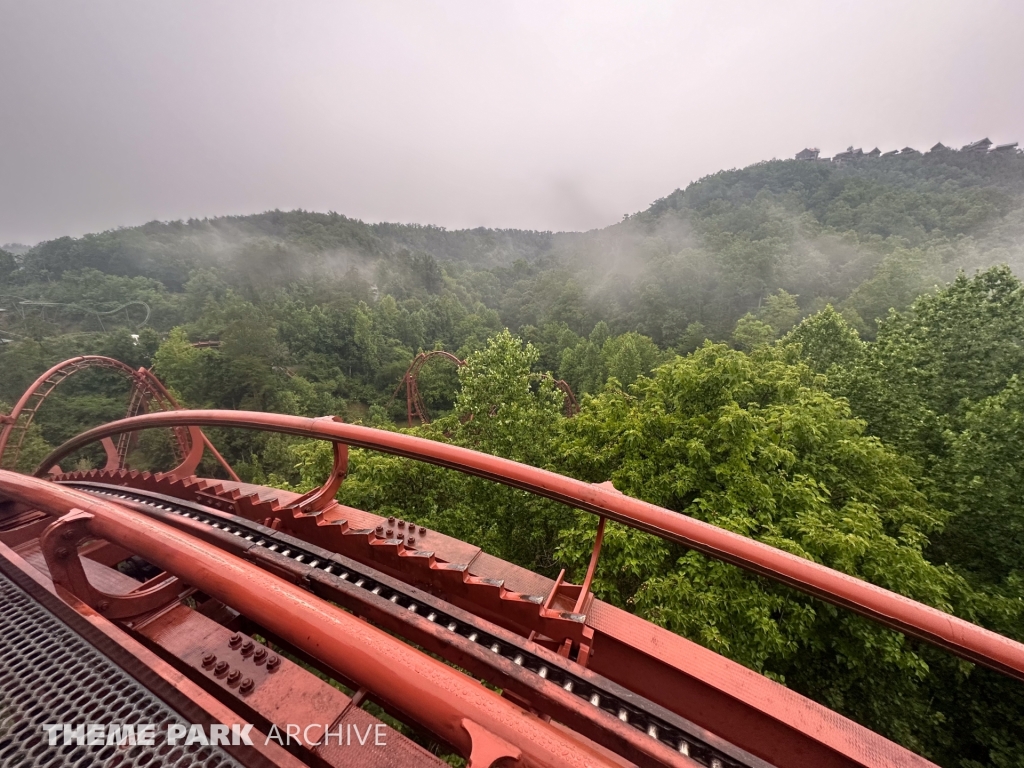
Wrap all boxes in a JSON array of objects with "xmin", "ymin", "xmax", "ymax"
[{"xmin": 34, "ymin": 408, "xmax": 1024, "ymax": 684}]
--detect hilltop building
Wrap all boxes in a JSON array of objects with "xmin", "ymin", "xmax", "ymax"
[
  {"xmin": 793, "ymin": 139, "xmax": 1018, "ymax": 163},
  {"xmin": 962, "ymin": 138, "xmax": 992, "ymax": 153},
  {"xmin": 832, "ymin": 146, "xmax": 864, "ymax": 162}
]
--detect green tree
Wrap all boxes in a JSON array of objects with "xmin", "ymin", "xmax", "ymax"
[
  {"xmin": 932, "ymin": 376, "xmax": 1024, "ymax": 584},
  {"xmin": 334, "ymin": 330, "xmax": 572, "ymax": 571},
  {"xmin": 844, "ymin": 267, "xmax": 1024, "ymax": 465},
  {"xmin": 152, "ymin": 328, "xmax": 212, "ymax": 406},
  {"xmin": 731, "ymin": 315, "xmax": 773, "ymax": 350},
  {"xmin": 781, "ymin": 305, "xmax": 865, "ymax": 374},
  {"xmin": 554, "ymin": 343, "xmax": 973, "ymax": 755},
  {"xmin": 0, "ymin": 248, "xmax": 17, "ymax": 281},
  {"xmin": 759, "ymin": 289, "xmax": 801, "ymax": 336},
  {"xmin": 601, "ymin": 332, "xmax": 662, "ymax": 388}
]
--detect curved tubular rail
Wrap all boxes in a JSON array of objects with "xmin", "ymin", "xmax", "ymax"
[
  {"xmin": 388, "ymin": 350, "xmax": 467, "ymax": 426},
  {"xmin": 36, "ymin": 409, "xmax": 1024, "ymax": 684},
  {"xmin": 0, "ymin": 471, "xmax": 621, "ymax": 768},
  {"xmin": 0, "ymin": 356, "xmax": 155, "ymax": 465},
  {"xmin": 0, "ymin": 356, "xmax": 238, "ymax": 481}
]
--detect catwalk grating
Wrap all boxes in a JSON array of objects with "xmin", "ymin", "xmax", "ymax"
[{"xmin": 0, "ymin": 568, "xmax": 246, "ymax": 768}]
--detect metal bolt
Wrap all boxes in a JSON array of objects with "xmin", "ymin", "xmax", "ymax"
[
  {"xmin": 239, "ymin": 678, "xmax": 255, "ymax": 695},
  {"xmin": 419, "ymin": 526, "xmax": 426, "ymax": 535},
  {"xmin": 397, "ymin": 520, "xmax": 405, "ymax": 529},
  {"xmin": 240, "ymin": 640, "xmax": 254, "ymax": 656},
  {"xmin": 408, "ymin": 537, "xmax": 416, "ymax": 547},
  {"xmin": 54, "ymin": 547, "xmax": 69, "ymax": 559},
  {"xmin": 97, "ymin": 600, "xmax": 110, "ymax": 612},
  {"xmin": 61, "ymin": 528, "xmax": 77, "ymax": 541},
  {"xmin": 397, "ymin": 532, "xmax": 404, "ymax": 541},
  {"xmin": 385, "ymin": 528, "xmax": 393, "ymax": 537},
  {"xmin": 202, "ymin": 654, "xmax": 217, "ymax": 668},
  {"xmin": 253, "ymin": 647, "xmax": 267, "ymax": 663},
  {"xmin": 387, "ymin": 515, "xmax": 395, "ymax": 524},
  {"xmin": 228, "ymin": 633, "xmax": 242, "ymax": 649},
  {"xmin": 375, "ymin": 525, "xmax": 384, "ymax": 535},
  {"xmin": 214, "ymin": 661, "xmax": 229, "ymax": 676},
  {"xmin": 227, "ymin": 669, "xmax": 242, "ymax": 685},
  {"xmin": 266, "ymin": 655, "xmax": 281, "ymax": 671}
]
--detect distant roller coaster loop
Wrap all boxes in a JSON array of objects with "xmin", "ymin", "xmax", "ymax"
[
  {"xmin": 0, "ymin": 355, "xmax": 237, "ymax": 481},
  {"xmin": 387, "ymin": 350, "xmax": 580, "ymax": 426},
  {"xmin": 0, "ymin": 295, "xmax": 152, "ymax": 331}
]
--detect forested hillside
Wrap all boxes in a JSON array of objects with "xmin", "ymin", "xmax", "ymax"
[{"xmin": 2, "ymin": 148, "xmax": 1023, "ymax": 766}]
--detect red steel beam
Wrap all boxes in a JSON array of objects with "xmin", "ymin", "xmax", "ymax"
[
  {"xmin": 137, "ymin": 368, "xmax": 240, "ymax": 482},
  {"xmin": 36, "ymin": 409, "xmax": 1024, "ymax": 685},
  {"xmin": 0, "ymin": 471, "xmax": 629, "ymax": 768},
  {"xmin": 1, "ymin": 356, "xmax": 238, "ymax": 482},
  {"xmin": 41, "ymin": 473, "xmax": 941, "ymax": 768}
]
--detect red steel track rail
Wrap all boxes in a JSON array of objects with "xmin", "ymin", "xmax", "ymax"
[
  {"xmin": 34, "ymin": 409, "xmax": 1024, "ymax": 684},
  {"xmin": 0, "ymin": 355, "xmax": 238, "ymax": 480},
  {"xmin": 0, "ymin": 471, "xmax": 626, "ymax": 768}
]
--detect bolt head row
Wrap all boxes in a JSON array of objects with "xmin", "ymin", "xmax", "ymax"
[{"xmin": 383, "ymin": 517, "xmax": 426, "ymax": 536}]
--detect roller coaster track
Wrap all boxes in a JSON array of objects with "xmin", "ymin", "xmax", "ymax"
[
  {"xmin": 0, "ymin": 363, "xmax": 1021, "ymax": 767},
  {"xmin": 0, "ymin": 295, "xmax": 152, "ymax": 330},
  {"xmin": 0, "ymin": 355, "xmax": 237, "ymax": 481},
  {"xmin": 389, "ymin": 350, "xmax": 579, "ymax": 426}
]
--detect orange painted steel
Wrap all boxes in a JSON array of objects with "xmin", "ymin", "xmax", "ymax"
[
  {"xmin": 0, "ymin": 355, "xmax": 238, "ymax": 481},
  {"xmin": 0, "ymin": 356, "xmax": 181, "ymax": 469},
  {"xmin": 35, "ymin": 408, "xmax": 1024, "ymax": 686},
  {"xmin": 0, "ymin": 470, "xmax": 628, "ymax": 768},
  {"xmin": 388, "ymin": 350, "xmax": 466, "ymax": 426}
]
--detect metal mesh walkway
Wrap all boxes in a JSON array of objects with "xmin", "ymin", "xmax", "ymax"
[{"xmin": 0, "ymin": 568, "xmax": 246, "ymax": 768}]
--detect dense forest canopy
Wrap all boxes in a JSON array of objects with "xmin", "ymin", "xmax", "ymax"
[{"xmin": 2, "ymin": 148, "xmax": 1024, "ymax": 767}]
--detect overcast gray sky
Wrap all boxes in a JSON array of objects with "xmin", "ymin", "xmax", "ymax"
[{"xmin": 2, "ymin": 0, "xmax": 1022, "ymax": 245}]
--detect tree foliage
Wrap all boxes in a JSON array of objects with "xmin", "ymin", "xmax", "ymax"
[{"xmin": 3, "ymin": 150, "xmax": 1024, "ymax": 766}]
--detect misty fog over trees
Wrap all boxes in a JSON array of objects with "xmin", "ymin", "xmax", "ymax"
[{"xmin": 2, "ymin": 148, "xmax": 1024, "ymax": 767}]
